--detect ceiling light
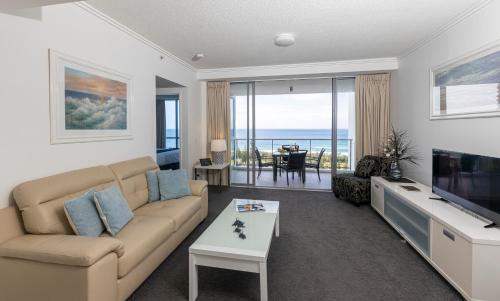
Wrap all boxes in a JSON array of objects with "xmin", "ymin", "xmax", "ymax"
[
  {"xmin": 192, "ymin": 53, "xmax": 205, "ymax": 61},
  {"xmin": 274, "ymin": 33, "xmax": 295, "ymax": 47}
]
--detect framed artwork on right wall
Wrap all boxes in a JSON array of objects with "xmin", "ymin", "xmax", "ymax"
[{"xmin": 430, "ymin": 42, "xmax": 500, "ymax": 120}]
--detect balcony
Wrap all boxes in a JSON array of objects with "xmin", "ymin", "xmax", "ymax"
[{"xmin": 231, "ymin": 138, "xmax": 354, "ymax": 189}]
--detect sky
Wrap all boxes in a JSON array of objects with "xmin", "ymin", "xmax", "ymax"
[
  {"xmin": 165, "ymin": 101, "xmax": 177, "ymax": 129},
  {"xmin": 233, "ymin": 92, "xmax": 353, "ymax": 130},
  {"xmin": 65, "ymin": 67, "xmax": 127, "ymax": 99}
]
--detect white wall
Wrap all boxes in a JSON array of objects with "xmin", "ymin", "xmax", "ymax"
[
  {"xmin": 0, "ymin": 4, "xmax": 201, "ymax": 208},
  {"xmin": 391, "ymin": 0, "xmax": 500, "ymax": 185}
]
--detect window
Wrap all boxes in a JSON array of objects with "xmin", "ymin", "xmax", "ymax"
[{"xmin": 157, "ymin": 95, "xmax": 180, "ymax": 149}]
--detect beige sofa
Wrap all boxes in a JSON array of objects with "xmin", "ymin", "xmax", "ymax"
[{"xmin": 0, "ymin": 156, "xmax": 208, "ymax": 301}]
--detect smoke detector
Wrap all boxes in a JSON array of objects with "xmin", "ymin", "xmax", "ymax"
[
  {"xmin": 192, "ymin": 53, "xmax": 205, "ymax": 61},
  {"xmin": 274, "ymin": 33, "xmax": 295, "ymax": 47}
]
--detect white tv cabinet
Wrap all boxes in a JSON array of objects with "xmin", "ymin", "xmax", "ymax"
[{"xmin": 371, "ymin": 177, "xmax": 500, "ymax": 301}]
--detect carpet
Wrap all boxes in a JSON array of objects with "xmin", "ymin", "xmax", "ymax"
[{"xmin": 128, "ymin": 187, "xmax": 463, "ymax": 301}]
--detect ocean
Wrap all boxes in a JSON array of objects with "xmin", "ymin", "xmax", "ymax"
[
  {"xmin": 165, "ymin": 128, "xmax": 352, "ymax": 155},
  {"xmin": 232, "ymin": 128, "xmax": 351, "ymax": 155}
]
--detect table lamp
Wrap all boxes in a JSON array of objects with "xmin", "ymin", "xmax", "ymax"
[{"xmin": 211, "ymin": 139, "xmax": 227, "ymax": 164}]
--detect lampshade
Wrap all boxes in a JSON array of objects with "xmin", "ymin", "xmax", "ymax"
[{"xmin": 211, "ymin": 139, "xmax": 227, "ymax": 152}]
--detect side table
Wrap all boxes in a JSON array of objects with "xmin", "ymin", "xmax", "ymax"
[{"xmin": 193, "ymin": 162, "xmax": 230, "ymax": 192}]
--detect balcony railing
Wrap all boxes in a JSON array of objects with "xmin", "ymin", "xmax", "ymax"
[{"xmin": 231, "ymin": 138, "xmax": 353, "ymax": 170}]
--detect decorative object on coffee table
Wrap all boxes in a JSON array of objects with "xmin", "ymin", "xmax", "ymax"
[
  {"xmin": 383, "ymin": 126, "xmax": 419, "ymax": 180},
  {"xmin": 232, "ymin": 218, "xmax": 246, "ymax": 239},
  {"xmin": 211, "ymin": 139, "xmax": 227, "ymax": 164}
]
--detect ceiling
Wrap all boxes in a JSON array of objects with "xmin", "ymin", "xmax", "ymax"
[{"xmin": 86, "ymin": 0, "xmax": 483, "ymax": 69}]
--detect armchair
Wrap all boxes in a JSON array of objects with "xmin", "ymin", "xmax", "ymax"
[{"xmin": 332, "ymin": 155, "xmax": 389, "ymax": 206}]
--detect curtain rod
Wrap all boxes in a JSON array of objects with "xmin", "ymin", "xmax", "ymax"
[
  {"xmin": 220, "ymin": 72, "xmax": 390, "ymax": 84},
  {"xmin": 228, "ymin": 75, "xmax": 355, "ymax": 84}
]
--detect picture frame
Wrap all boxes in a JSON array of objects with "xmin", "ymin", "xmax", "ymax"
[
  {"xmin": 49, "ymin": 49, "xmax": 133, "ymax": 144},
  {"xmin": 429, "ymin": 41, "xmax": 500, "ymax": 120},
  {"xmin": 200, "ymin": 158, "xmax": 212, "ymax": 166}
]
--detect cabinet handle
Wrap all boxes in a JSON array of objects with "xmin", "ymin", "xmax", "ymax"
[{"xmin": 443, "ymin": 228, "xmax": 455, "ymax": 241}]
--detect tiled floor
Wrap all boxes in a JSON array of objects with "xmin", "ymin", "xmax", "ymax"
[{"xmin": 231, "ymin": 168, "xmax": 332, "ymax": 190}]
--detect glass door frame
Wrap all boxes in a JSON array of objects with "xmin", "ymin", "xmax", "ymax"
[
  {"xmin": 230, "ymin": 81, "xmax": 256, "ymax": 187},
  {"xmin": 332, "ymin": 76, "xmax": 356, "ymax": 178},
  {"xmin": 331, "ymin": 78, "xmax": 338, "ymax": 180}
]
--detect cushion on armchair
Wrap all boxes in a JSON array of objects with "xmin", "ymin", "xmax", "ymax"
[{"xmin": 353, "ymin": 159, "xmax": 375, "ymax": 178}]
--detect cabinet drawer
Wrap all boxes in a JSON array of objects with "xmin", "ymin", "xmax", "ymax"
[
  {"xmin": 371, "ymin": 181, "xmax": 384, "ymax": 214},
  {"xmin": 431, "ymin": 220, "xmax": 472, "ymax": 296}
]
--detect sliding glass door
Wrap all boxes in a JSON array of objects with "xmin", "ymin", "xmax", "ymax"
[
  {"xmin": 230, "ymin": 82, "xmax": 256, "ymax": 186},
  {"xmin": 229, "ymin": 78, "xmax": 355, "ymax": 190},
  {"xmin": 254, "ymin": 78, "xmax": 333, "ymax": 189}
]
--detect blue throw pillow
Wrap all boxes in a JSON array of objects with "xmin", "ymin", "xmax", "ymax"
[
  {"xmin": 94, "ymin": 185, "xmax": 133, "ymax": 236},
  {"xmin": 64, "ymin": 189, "xmax": 104, "ymax": 237},
  {"xmin": 146, "ymin": 171, "xmax": 160, "ymax": 202},
  {"xmin": 158, "ymin": 169, "xmax": 192, "ymax": 200}
]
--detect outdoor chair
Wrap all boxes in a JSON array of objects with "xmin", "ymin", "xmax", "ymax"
[
  {"xmin": 279, "ymin": 150, "xmax": 308, "ymax": 185},
  {"xmin": 280, "ymin": 144, "xmax": 299, "ymax": 169},
  {"xmin": 305, "ymin": 148, "xmax": 326, "ymax": 181},
  {"xmin": 255, "ymin": 147, "xmax": 274, "ymax": 178}
]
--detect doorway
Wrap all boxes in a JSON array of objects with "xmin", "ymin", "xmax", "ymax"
[
  {"xmin": 155, "ymin": 76, "xmax": 184, "ymax": 170},
  {"xmin": 229, "ymin": 77, "xmax": 355, "ymax": 191}
]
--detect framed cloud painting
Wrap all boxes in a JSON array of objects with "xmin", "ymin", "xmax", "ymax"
[
  {"xmin": 49, "ymin": 50, "xmax": 132, "ymax": 144},
  {"xmin": 430, "ymin": 43, "xmax": 500, "ymax": 119}
]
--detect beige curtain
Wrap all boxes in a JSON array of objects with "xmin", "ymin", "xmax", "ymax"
[
  {"xmin": 355, "ymin": 74, "xmax": 390, "ymax": 162},
  {"xmin": 207, "ymin": 81, "xmax": 230, "ymax": 185}
]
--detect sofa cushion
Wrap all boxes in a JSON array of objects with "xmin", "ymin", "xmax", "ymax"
[
  {"xmin": 146, "ymin": 171, "xmax": 160, "ymax": 202},
  {"xmin": 133, "ymin": 196, "xmax": 201, "ymax": 231},
  {"xmin": 94, "ymin": 186, "xmax": 133, "ymax": 236},
  {"xmin": 158, "ymin": 170, "xmax": 192, "ymax": 200},
  {"xmin": 64, "ymin": 189, "xmax": 104, "ymax": 237},
  {"xmin": 103, "ymin": 215, "xmax": 174, "ymax": 278},
  {"xmin": 13, "ymin": 166, "xmax": 116, "ymax": 235},
  {"xmin": 109, "ymin": 157, "xmax": 159, "ymax": 211}
]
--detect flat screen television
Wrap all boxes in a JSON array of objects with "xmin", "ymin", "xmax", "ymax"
[{"xmin": 432, "ymin": 149, "xmax": 500, "ymax": 226}]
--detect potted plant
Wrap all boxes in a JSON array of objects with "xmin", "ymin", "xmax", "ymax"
[{"xmin": 383, "ymin": 126, "xmax": 419, "ymax": 180}]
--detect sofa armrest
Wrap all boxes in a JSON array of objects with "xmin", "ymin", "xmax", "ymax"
[
  {"xmin": 190, "ymin": 180, "xmax": 208, "ymax": 196},
  {"xmin": 0, "ymin": 234, "xmax": 124, "ymax": 267}
]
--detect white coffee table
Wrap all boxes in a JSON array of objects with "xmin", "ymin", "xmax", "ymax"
[{"xmin": 189, "ymin": 199, "xmax": 279, "ymax": 301}]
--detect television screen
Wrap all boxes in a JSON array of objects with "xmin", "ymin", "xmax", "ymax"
[{"xmin": 432, "ymin": 149, "xmax": 500, "ymax": 225}]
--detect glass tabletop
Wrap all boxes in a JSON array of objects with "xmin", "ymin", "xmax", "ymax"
[{"xmin": 190, "ymin": 199, "xmax": 279, "ymax": 260}]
